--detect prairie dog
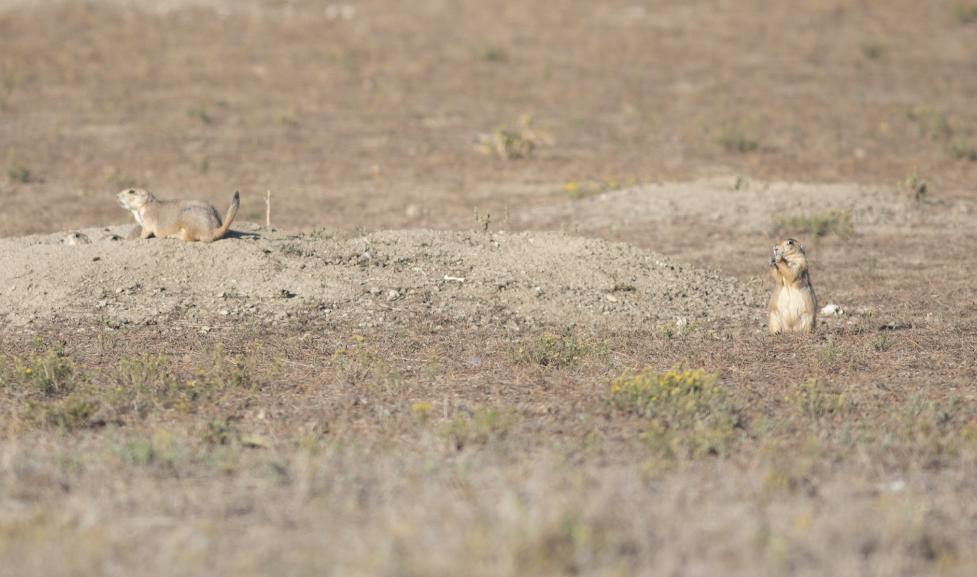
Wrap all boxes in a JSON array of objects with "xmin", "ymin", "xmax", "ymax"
[
  {"xmin": 768, "ymin": 238, "xmax": 817, "ymax": 334},
  {"xmin": 117, "ymin": 188, "xmax": 239, "ymax": 242}
]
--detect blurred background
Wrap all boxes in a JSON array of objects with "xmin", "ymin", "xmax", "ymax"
[{"xmin": 1, "ymin": 0, "xmax": 975, "ymax": 236}]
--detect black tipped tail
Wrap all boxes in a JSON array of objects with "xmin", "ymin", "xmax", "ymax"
[{"xmin": 214, "ymin": 191, "xmax": 240, "ymax": 240}]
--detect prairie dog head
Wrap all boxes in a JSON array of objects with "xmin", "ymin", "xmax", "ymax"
[
  {"xmin": 772, "ymin": 238, "xmax": 807, "ymax": 266},
  {"xmin": 116, "ymin": 188, "xmax": 153, "ymax": 212}
]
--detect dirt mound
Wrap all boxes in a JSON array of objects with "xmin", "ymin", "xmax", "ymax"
[
  {"xmin": 519, "ymin": 178, "xmax": 977, "ymax": 235},
  {"xmin": 0, "ymin": 225, "xmax": 764, "ymax": 333}
]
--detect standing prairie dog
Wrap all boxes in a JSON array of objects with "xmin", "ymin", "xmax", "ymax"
[
  {"xmin": 768, "ymin": 238, "xmax": 817, "ymax": 334},
  {"xmin": 117, "ymin": 188, "xmax": 239, "ymax": 242}
]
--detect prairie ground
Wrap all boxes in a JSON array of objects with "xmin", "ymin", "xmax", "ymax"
[{"xmin": 2, "ymin": 1, "xmax": 977, "ymax": 576}]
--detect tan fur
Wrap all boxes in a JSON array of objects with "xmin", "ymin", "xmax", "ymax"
[
  {"xmin": 768, "ymin": 238, "xmax": 817, "ymax": 334},
  {"xmin": 117, "ymin": 188, "xmax": 240, "ymax": 242}
]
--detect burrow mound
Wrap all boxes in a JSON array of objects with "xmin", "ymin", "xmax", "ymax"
[
  {"xmin": 0, "ymin": 225, "xmax": 766, "ymax": 333},
  {"xmin": 519, "ymin": 178, "xmax": 977, "ymax": 235}
]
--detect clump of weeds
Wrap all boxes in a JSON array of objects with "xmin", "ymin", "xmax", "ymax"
[
  {"xmin": 514, "ymin": 330, "xmax": 592, "ymax": 368},
  {"xmin": 610, "ymin": 368, "xmax": 742, "ymax": 458},
  {"xmin": 476, "ymin": 115, "xmax": 550, "ymax": 160}
]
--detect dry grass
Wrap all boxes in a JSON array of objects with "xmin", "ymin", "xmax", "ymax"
[{"xmin": 3, "ymin": 322, "xmax": 977, "ymax": 576}]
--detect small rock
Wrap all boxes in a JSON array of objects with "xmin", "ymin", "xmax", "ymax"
[
  {"xmin": 62, "ymin": 232, "xmax": 91, "ymax": 246},
  {"xmin": 820, "ymin": 303, "xmax": 843, "ymax": 316}
]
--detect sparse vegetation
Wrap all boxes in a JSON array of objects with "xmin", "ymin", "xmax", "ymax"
[
  {"xmin": 903, "ymin": 171, "xmax": 928, "ymax": 200},
  {"xmin": 514, "ymin": 330, "xmax": 591, "ymax": 368},
  {"xmin": 480, "ymin": 45, "xmax": 509, "ymax": 62},
  {"xmin": 7, "ymin": 165, "xmax": 34, "ymax": 183},
  {"xmin": 860, "ymin": 41, "xmax": 886, "ymax": 60},
  {"xmin": 16, "ymin": 349, "xmax": 76, "ymax": 397},
  {"xmin": 441, "ymin": 405, "xmax": 515, "ymax": 449},
  {"xmin": 280, "ymin": 243, "xmax": 316, "ymax": 257},
  {"xmin": 477, "ymin": 115, "xmax": 549, "ymax": 160},
  {"xmin": 188, "ymin": 106, "xmax": 216, "ymax": 125},
  {"xmin": 787, "ymin": 378, "xmax": 850, "ymax": 422},
  {"xmin": 955, "ymin": 3, "xmax": 977, "ymax": 24},
  {"xmin": 562, "ymin": 176, "xmax": 638, "ymax": 199},
  {"xmin": 717, "ymin": 121, "xmax": 760, "ymax": 153},
  {"xmin": 4, "ymin": 2, "xmax": 977, "ymax": 576},
  {"xmin": 774, "ymin": 208, "xmax": 854, "ymax": 239},
  {"xmin": 907, "ymin": 106, "xmax": 952, "ymax": 141},
  {"xmin": 610, "ymin": 368, "xmax": 741, "ymax": 457},
  {"xmin": 6, "ymin": 348, "xmax": 262, "ymax": 431},
  {"xmin": 949, "ymin": 140, "xmax": 977, "ymax": 162}
]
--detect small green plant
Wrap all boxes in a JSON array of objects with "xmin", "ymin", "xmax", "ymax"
[
  {"xmin": 34, "ymin": 395, "xmax": 100, "ymax": 430},
  {"xmin": 17, "ymin": 350, "xmax": 76, "ymax": 397},
  {"xmin": 658, "ymin": 323, "xmax": 676, "ymax": 339},
  {"xmin": 903, "ymin": 172, "xmax": 928, "ymax": 201},
  {"xmin": 955, "ymin": 3, "xmax": 977, "ymax": 24},
  {"xmin": 860, "ymin": 41, "xmax": 886, "ymax": 60},
  {"xmin": 473, "ymin": 208, "xmax": 492, "ymax": 232},
  {"xmin": 117, "ymin": 431, "xmax": 185, "ymax": 468},
  {"xmin": 204, "ymin": 419, "xmax": 239, "ymax": 446},
  {"xmin": 949, "ymin": 141, "xmax": 977, "ymax": 162},
  {"xmin": 109, "ymin": 355, "xmax": 200, "ymax": 416},
  {"xmin": 610, "ymin": 281, "xmax": 636, "ymax": 293},
  {"xmin": 8, "ymin": 165, "xmax": 33, "ymax": 183},
  {"xmin": 118, "ymin": 436, "xmax": 158, "ymax": 466},
  {"xmin": 477, "ymin": 115, "xmax": 548, "ymax": 160},
  {"xmin": 188, "ymin": 106, "xmax": 215, "ymax": 125},
  {"xmin": 788, "ymin": 379, "xmax": 849, "ymax": 421},
  {"xmin": 514, "ymin": 330, "xmax": 590, "ymax": 368},
  {"xmin": 907, "ymin": 106, "xmax": 952, "ymax": 141},
  {"xmin": 873, "ymin": 333, "xmax": 894, "ymax": 352},
  {"xmin": 332, "ymin": 338, "xmax": 404, "ymax": 398},
  {"xmin": 717, "ymin": 122, "xmax": 759, "ymax": 153},
  {"xmin": 410, "ymin": 401, "xmax": 435, "ymax": 423},
  {"xmin": 480, "ymin": 45, "xmax": 509, "ymax": 62},
  {"xmin": 280, "ymin": 243, "xmax": 315, "ymax": 257},
  {"xmin": 774, "ymin": 209, "xmax": 854, "ymax": 239},
  {"xmin": 197, "ymin": 346, "xmax": 257, "ymax": 391},
  {"xmin": 442, "ymin": 406, "xmax": 515, "ymax": 449},
  {"xmin": 818, "ymin": 339, "xmax": 844, "ymax": 371},
  {"xmin": 610, "ymin": 368, "xmax": 741, "ymax": 457}
]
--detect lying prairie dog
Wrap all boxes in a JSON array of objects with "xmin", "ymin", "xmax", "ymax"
[
  {"xmin": 768, "ymin": 238, "xmax": 817, "ymax": 334},
  {"xmin": 117, "ymin": 188, "xmax": 239, "ymax": 242}
]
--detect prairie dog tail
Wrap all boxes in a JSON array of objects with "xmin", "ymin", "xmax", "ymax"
[{"xmin": 213, "ymin": 191, "xmax": 240, "ymax": 240}]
